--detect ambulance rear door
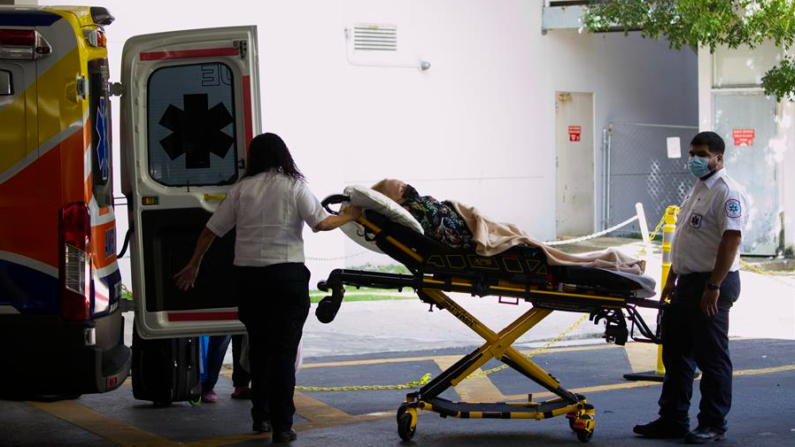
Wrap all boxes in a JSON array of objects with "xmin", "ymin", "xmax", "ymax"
[{"xmin": 120, "ymin": 27, "xmax": 260, "ymax": 339}]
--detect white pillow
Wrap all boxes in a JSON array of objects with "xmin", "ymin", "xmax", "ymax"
[{"xmin": 339, "ymin": 185, "xmax": 424, "ymax": 254}]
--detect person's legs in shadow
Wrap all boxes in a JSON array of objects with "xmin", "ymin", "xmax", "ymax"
[
  {"xmin": 231, "ymin": 334, "xmax": 251, "ymax": 399},
  {"xmin": 202, "ymin": 335, "xmax": 232, "ymax": 402}
]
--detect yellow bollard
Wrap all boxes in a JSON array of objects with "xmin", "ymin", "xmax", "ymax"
[
  {"xmin": 624, "ymin": 205, "xmax": 678, "ymax": 382},
  {"xmin": 655, "ymin": 205, "xmax": 680, "ymax": 375}
]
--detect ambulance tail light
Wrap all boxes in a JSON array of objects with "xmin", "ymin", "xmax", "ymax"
[
  {"xmin": 60, "ymin": 203, "xmax": 92, "ymax": 321},
  {"xmin": 0, "ymin": 29, "xmax": 52, "ymax": 60},
  {"xmin": 84, "ymin": 29, "xmax": 107, "ymax": 48}
]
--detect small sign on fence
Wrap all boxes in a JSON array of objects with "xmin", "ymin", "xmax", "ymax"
[{"xmin": 666, "ymin": 137, "xmax": 681, "ymax": 159}]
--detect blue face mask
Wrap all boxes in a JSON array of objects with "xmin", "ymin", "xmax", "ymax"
[{"xmin": 688, "ymin": 155, "xmax": 716, "ymax": 178}]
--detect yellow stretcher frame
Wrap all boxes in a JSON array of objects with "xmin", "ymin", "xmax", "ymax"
[{"xmin": 317, "ymin": 213, "xmax": 662, "ymax": 444}]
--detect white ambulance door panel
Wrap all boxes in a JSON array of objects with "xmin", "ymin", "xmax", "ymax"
[{"xmin": 121, "ymin": 27, "xmax": 261, "ymax": 339}]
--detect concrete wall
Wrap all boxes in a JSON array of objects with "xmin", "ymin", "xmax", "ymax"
[
  {"xmin": 45, "ymin": 0, "xmax": 697, "ymax": 283},
  {"xmin": 698, "ymin": 43, "xmax": 795, "ymax": 254}
]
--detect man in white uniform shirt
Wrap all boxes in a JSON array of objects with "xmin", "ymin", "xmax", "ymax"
[{"xmin": 634, "ymin": 132, "xmax": 748, "ymax": 444}]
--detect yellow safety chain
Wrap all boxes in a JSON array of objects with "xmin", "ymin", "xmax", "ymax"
[
  {"xmin": 295, "ymin": 373, "xmax": 432, "ymax": 392},
  {"xmin": 467, "ymin": 313, "xmax": 590, "ymax": 379},
  {"xmin": 740, "ymin": 259, "xmax": 795, "ymax": 289},
  {"xmin": 636, "ymin": 213, "xmax": 667, "ymax": 258}
]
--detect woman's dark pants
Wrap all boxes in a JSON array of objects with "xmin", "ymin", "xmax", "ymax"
[{"xmin": 236, "ymin": 263, "xmax": 310, "ymax": 434}]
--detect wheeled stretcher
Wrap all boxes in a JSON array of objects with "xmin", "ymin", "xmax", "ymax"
[{"xmin": 315, "ymin": 194, "xmax": 664, "ymax": 443}]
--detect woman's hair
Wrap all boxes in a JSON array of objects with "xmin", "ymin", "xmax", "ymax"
[{"xmin": 244, "ymin": 133, "xmax": 305, "ymax": 179}]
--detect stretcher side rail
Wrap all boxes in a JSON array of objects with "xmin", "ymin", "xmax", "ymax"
[{"xmin": 316, "ymin": 268, "xmax": 663, "ymax": 345}]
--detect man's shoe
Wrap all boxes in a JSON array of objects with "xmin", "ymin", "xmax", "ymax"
[
  {"xmin": 272, "ymin": 429, "xmax": 297, "ymax": 443},
  {"xmin": 252, "ymin": 421, "xmax": 272, "ymax": 433},
  {"xmin": 685, "ymin": 426, "xmax": 726, "ymax": 444},
  {"xmin": 231, "ymin": 386, "xmax": 251, "ymax": 399},
  {"xmin": 633, "ymin": 418, "xmax": 689, "ymax": 438}
]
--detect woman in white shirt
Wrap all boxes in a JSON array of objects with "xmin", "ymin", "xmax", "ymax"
[{"xmin": 175, "ymin": 133, "xmax": 356, "ymax": 443}]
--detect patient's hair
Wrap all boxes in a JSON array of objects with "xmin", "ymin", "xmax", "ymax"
[
  {"xmin": 245, "ymin": 133, "xmax": 305, "ymax": 180},
  {"xmin": 690, "ymin": 131, "xmax": 725, "ymax": 155}
]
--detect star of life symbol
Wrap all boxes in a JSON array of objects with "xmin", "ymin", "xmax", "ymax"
[
  {"xmin": 689, "ymin": 213, "xmax": 703, "ymax": 229},
  {"xmin": 96, "ymin": 97, "xmax": 110, "ymax": 182},
  {"xmin": 725, "ymin": 199, "xmax": 742, "ymax": 218}
]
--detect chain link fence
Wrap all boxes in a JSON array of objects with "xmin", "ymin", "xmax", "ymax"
[{"xmin": 603, "ymin": 123, "xmax": 698, "ymax": 236}]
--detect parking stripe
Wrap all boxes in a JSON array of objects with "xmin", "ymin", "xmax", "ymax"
[
  {"xmin": 293, "ymin": 391, "xmax": 354, "ymax": 423},
  {"xmin": 28, "ymin": 400, "xmax": 179, "ymax": 447},
  {"xmin": 302, "ymin": 344, "xmax": 620, "ymax": 369},
  {"xmin": 434, "ymin": 357, "xmax": 507, "ymax": 402},
  {"xmin": 503, "ymin": 363, "xmax": 795, "ymax": 402}
]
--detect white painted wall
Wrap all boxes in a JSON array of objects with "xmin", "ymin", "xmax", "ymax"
[
  {"xmin": 46, "ymin": 0, "xmax": 697, "ymax": 286},
  {"xmin": 698, "ymin": 44, "xmax": 795, "ymax": 253}
]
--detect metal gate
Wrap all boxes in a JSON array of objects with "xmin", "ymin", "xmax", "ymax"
[{"xmin": 603, "ymin": 122, "xmax": 698, "ymax": 236}]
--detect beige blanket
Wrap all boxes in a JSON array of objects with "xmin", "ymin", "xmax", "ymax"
[{"xmin": 451, "ymin": 202, "xmax": 645, "ymax": 275}]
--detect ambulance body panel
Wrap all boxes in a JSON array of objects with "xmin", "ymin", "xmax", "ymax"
[
  {"xmin": 0, "ymin": 5, "xmax": 258, "ymax": 395},
  {"xmin": 0, "ymin": 5, "xmax": 127, "ymax": 395}
]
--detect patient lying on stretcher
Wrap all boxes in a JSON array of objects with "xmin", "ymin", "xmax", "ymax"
[{"xmin": 363, "ymin": 178, "xmax": 646, "ymax": 275}]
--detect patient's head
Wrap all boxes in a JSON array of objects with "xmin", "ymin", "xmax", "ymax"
[{"xmin": 372, "ymin": 179, "xmax": 407, "ymax": 203}]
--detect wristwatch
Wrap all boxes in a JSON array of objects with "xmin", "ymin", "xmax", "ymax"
[{"xmin": 706, "ymin": 282, "xmax": 721, "ymax": 291}]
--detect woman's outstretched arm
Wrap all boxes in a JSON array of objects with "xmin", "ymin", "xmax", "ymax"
[{"xmin": 174, "ymin": 227, "xmax": 217, "ymax": 290}]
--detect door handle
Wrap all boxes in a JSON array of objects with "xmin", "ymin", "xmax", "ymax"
[{"xmin": 203, "ymin": 193, "xmax": 227, "ymax": 201}]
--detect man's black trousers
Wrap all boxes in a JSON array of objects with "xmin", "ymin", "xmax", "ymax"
[
  {"xmin": 236, "ymin": 263, "xmax": 310, "ymax": 433},
  {"xmin": 659, "ymin": 271, "xmax": 740, "ymax": 432}
]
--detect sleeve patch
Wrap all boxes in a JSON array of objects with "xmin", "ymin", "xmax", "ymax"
[{"xmin": 725, "ymin": 199, "xmax": 742, "ymax": 218}]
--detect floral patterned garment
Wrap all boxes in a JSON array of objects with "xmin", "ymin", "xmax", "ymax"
[{"xmin": 402, "ymin": 185, "xmax": 473, "ymax": 250}]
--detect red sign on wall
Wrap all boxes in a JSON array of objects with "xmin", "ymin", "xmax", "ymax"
[
  {"xmin": 732, "ymin": 129, "xmax": 755, "ymax": 146},
  {"xmin": 568, "ymin": 125, "xmax": 581, "ymax": 142}
]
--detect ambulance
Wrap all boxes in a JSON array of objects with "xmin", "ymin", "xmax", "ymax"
[{"xmin": 0, "ymin": 5, "xmax": 256, "ymax": 396}]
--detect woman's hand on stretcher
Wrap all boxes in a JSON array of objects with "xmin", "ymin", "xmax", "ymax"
[{"xmin": 315, "ymin": 206, "xmax": 362, "ymax": 231}]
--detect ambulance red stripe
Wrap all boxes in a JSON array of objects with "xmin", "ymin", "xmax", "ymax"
[
  {"xmin": 139, "ymin": 47, "xmax": 239, "ymax": 61},
  {"xmin": 167, "ymin": 311, "xmax": 239, "ymax": 321}
]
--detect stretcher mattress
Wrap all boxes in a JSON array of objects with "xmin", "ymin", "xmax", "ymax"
[{"xmin": 339, "ymin": 185, "xmax": 657, "ymax": 298}]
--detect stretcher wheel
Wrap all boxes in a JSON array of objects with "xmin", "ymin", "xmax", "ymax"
[
  {"xmin": 576, "ymin": 429, "xmax": 593, "ymax": 443},
  {"xmin": 574, "ymin": 414, "xmax": 594, "ymax": 443},
  {"xmin": 397, "ymin": 403, "xmax": 408, "ymax": 423},
  {"xmin": 397, "ymin": 413, "xmax": 415, "ymax": 441},
  {"xmin": 189, "ymin": 396, "xmax": 202, "ymax": 406}
]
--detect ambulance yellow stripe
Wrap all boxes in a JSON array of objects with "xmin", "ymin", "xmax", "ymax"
[
  {"xmin": 35, "ymin": 46, "xmax": 87, "ymax": 148},
  {"xmin": 0, "ymin": 91, "xmax": 35, "ymax": 174}
]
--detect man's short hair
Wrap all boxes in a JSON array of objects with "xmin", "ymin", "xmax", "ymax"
[{"xmin": 690, "ymin": 131, "xmax": 725, "ymax": 155}]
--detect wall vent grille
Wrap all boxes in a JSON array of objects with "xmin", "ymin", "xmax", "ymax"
[{"xmin": 353, "ymin": 24, "xmax": 397, "ymax": 52}]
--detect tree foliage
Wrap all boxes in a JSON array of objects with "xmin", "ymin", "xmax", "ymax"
[{"xmin": 582, "ymin": 0, "xmax": 795, "ymax": 101}]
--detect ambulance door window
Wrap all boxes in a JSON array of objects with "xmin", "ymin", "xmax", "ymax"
[
  {"xmin": 0, "ymin": 70, "xmax": 11, "ymax": 95},
  {"xmin": 146, "ymin": 63, "xmax": 238, "ymax": 187}
]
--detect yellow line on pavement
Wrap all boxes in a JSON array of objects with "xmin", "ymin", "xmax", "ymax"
[
  {"xmin": 302, "ymin": 344, "xmax": 619, "ymax": 370},
  {"xmin": 734, "ymin": 364, "xmax": 795, "ymax": 376},
  {"xmin": 293, "ymin": 391, "xmax": 354, "ymax": 423},
  {"xmin": 503, "ymin": 363, "xmax": 795, "ymax": 402},
  {"xmin": 28, "ymin": 400, "xmax": 179, "ymax": 447},
  {"xmin": 434, "ymin": 357, "xmax": 507, "ymax": 402},
  {"xmin": 187, "ymin": 413, "xmax": 388, "ymax": 447}
]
